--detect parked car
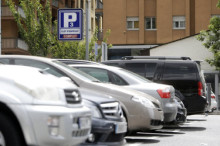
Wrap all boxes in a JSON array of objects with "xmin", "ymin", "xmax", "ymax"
[
  {"xmin": 0, "ymin": 59, "xmax": 127, "ymax": 145},
  {"xmin": 0, "ymin": 55, "xmax": 164, "ymax": 134},
  {"xmin": 64, "ymin": 62, "xmax": 184, "ymax": 124},
  {"xmin": 79, "ymin": 88, "xmax": 127, "ymax": 145},
  {"xmin": 0, "ymin": 65, "xmax": 91, "ymax": 146},
  {"xmin": 103, "ymin": 56, "xmax": 208, "ymax": 115},
  {"xmin": 208, "ymin": 91, "xmax": 218, "ymax": 112}
]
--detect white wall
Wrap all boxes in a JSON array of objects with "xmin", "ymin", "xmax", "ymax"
[{"xmin": 150, "ymin": 36, "xmax": 215, "ymax": 72}]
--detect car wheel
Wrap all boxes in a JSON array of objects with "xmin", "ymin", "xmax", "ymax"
[{"xmin": 0, "ymin": 113, "xmax": 25, "ymax": 146}]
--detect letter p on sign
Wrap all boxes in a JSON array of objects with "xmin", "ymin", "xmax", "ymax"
[{"xmin": 64, "ymin": 13, "xmax": 77, "ymax": 27}]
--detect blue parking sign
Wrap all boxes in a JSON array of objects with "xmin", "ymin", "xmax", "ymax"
[{"xmin": 58, "ymin": 9, "xmax": 83, "ymax": 41}]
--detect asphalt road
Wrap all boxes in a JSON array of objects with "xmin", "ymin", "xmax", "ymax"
[{"xmin": 124, "ymin": 114, "xmax": 220, "ymax": 146}]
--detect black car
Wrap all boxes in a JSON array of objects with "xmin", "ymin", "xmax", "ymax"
[
  {"xmin": 80, "ymin": 88, "xmax": 126, "ymax": 145},
  {"xmin": 103, "ymin": 56, "xmax": 208, "ymax": 115}
]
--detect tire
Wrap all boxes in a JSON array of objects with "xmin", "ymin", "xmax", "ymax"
[{"xmin": 0, "ymin": 113, "xmax": 25, "ymax": 146}]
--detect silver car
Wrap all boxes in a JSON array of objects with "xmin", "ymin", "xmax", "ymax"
[
  {"xmin": 0, "ymin": 65, "xmax": 91, "ymax": 146},
  {"xmin": 67, "ymin": 63, "xmax": 179, "ymax": 123},
  {"xmin": 0, "ymin": 55, "xmax": 164, "ymax": 133}
]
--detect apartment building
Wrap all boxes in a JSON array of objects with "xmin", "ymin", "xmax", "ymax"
[
  {"xmin": 102, "ymin": 0, "xmax": 220, "ymax": 59},
  {"xmin": 1, "ymin": 0, "xmax": 96, "ymax": 55}
]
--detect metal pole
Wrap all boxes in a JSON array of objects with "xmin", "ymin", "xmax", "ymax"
[
  {"xmin": 85, "ymin": 0, "xmax": 91, "ymax": 60},
  {"xmin": 215, "ymin": 73, "xmax": 219, "ymax": 110},
  {"xmin": 207, "ymin": 83, "xmax": 211, "ymax": 111},
  {"xmin": 0, "ymin": 0, "xmax": 2, "ymax": 55}
]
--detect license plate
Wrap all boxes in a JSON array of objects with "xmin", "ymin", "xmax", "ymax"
[
  {"xmin": 79, "ymin": 117, "xmax": 91, "ymax": 129},
  {"xmin": 115, "ymin": 122, "xmax": 127, "ymax": 134}
]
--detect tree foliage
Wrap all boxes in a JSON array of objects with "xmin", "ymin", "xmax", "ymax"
[
  {"xmin": 7, "ymin": 0, "xmax": 111, "ymax": 61},
  {"xmin": 6, "ymin": 0, "xmax": 53, "ymax": 56},
  {"xmin": 197, "ymin": 0, "xmax": 220, "ymax": 70}
]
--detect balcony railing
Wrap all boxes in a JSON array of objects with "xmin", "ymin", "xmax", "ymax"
[
  {"xmin": 2, "ymin": 6, "xmax": 25, "ymax": 18},
  {"xmin": 1, "ymin": 6, "xmax": 13, "ymax": 16},
  {"xmin": 2, "ymin": 38, "xmax": 28, "ymax": 51}
]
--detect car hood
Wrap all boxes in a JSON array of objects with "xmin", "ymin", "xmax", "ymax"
[
  {"xmin": 81, "ymin": 81, "xmax": 161, "ymax": 105},
  {"xmin": 79, "ymin": 88, "xmax": 117, "ymax": 104}
]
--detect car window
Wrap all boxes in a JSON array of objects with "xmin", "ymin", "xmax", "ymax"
[
  {"xmin": 54, "ymin": 61, "xmax": 100, "ymax": 82},
  {"xmin": 13, "ymin": 59, "xmax": 66, "ymax": 77},
  {"xmin": 0, "ymin": 59, "xmax": 10, "ymax": 64},
  {"xmin": 119, "ymin": 68, "xmax": 152, "ymax": 83},
  {"xmin": 162, "ymin": 63, "xmax": 197, "ymax": 80},
  {"xmin": 124, "ymin": 63, "xmax": 145, "ymax": 77},
  {"xmin": 77, "ymin": 67, "xmax": 110, "ymax": 83},
  {"xmin": 145, "ymin": 63, "xmax": 157, "ymax": 79},
  {"xmin": 108, "ymin": 71, "xmax": 127, "ymax": 85}
]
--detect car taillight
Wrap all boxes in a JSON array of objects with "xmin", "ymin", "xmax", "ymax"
[
  {"xmin": 211, "ymin": 95, "xmax": 215, "ymax": 99},
  {"xmin": 157, "ymin": 88, "xmax": 171, "ymax": 98},
  {"xmin": 198, "ymin": 81, "xmax": 203, "ymax": 96}
]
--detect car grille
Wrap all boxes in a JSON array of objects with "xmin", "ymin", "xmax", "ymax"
[
  {"xmin": 64, "ymin": 89, "xmax": 81, "ymax": 104},
  {"xmin": 72, "ymin": 129, "xmax": 90, "ymax": 137},
  {"xmin": 151, "ymin": 120, "xmax": 163, "ymax": 126},
  {"xmin": 100, "ymin": 102, "xmax": 123, "ymax": 119},
  {"xmin": 72, "ymin": 116, "xmax": 91, "ymax": 137}
]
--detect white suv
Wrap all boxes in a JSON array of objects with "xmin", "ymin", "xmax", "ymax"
[{"xmin": 0, "ymin": 65, "xmax": 91, "ymax": 146}]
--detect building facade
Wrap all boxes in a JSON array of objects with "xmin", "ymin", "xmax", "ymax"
[
  {"xmin": 102, "ymin": 0, "xmax": 220, "ymax": 59},
  {"xmin": 1, "ymin": 0, "xmax": 96, "ymax": 55}
]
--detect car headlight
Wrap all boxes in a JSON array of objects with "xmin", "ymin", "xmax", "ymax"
[
  {"xmin": 83, "ymin": 100, "xmax": 102, "ymax": 118},
  {"xmin": 14, "ymin": 77, "xmax": 66, "ymax": 105},
  {"xmin": 131, "ymin": 96, "xmax": 155, "ymax": 108}
]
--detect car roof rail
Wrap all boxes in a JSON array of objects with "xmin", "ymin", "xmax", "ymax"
[{"xmin": 121, "ymin": 56, "xmax": 192, "ymax": 60}]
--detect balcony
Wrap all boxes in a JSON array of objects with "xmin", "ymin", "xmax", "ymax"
[
  {"xmin": 2, "ymin": 6, "xmax": 25, "ymax": 18},
  {"xmin": 2, "ymin": 38, "xmax": 29, "ymax": 54},
  {"xmin": 96, "ymin": 0, "xmax": 103, "ymax": 14}
]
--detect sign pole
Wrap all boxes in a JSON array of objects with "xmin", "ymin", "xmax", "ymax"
[{"xmin": 86, "ymin": 0, "xmax": 91, "ymax": 60}]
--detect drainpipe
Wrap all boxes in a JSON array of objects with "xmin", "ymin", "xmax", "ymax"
[{"xmin": 0, "ymin": 0, "xmax": 1, "ymax": 55}]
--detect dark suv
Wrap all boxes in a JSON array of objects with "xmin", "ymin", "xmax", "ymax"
[{"xmin": 103, "ymin": 56, "xmax": 208, "ymax": 115}]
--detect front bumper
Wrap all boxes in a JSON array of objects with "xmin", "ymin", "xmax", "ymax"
[
  {"xmin": 20, "ymin": 104, "xmax": 91, "ymax": 146},
  {"xmin": 162, "ymin": 100, "xmax": 178, "ymax": 123},
  {"xmin": 127, "ymin": 105, "xmax": 164, "ymax": 132},
  {"xmin": 83, "ymin": 118, "xmax": 127, "ymax": 145}
]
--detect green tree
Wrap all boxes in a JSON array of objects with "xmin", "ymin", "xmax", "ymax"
[
  {"xmin": 6, "ymin": 0, "xmax": 53, "ymax": 56},
  {"xmin": 7, "ymin": 0, "xmax": 111, "ymax": 60},
  {"xmin": 197, "ymin": 0, "xmax": 220, "ymax": 70}
]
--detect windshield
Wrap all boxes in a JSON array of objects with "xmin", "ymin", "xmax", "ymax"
[
  {"xmin": 53, "ymin": 61, "xmax": 100, "ymax": 82},
  {"xmin": 119, "ymin": 68, "xmax": 153, "ymax": 83}
]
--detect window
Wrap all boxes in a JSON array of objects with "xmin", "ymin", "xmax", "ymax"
[
  {"xmin": 108, "ymin": 72, "xmax": 127, "ymax": 85},
  {"xmin": 145, "ymin": 63, "xmax": 157, "ymax": 79},
  {"xmin": 145, "ymin": 17, "xmax": 156, "ymax": 30},
  {"xmin": 77, "ymin": 67, "xmax": 110, "ymax": 83},
  {"xmin": 124, "ymin": 63, "xmax": 145, "ymax": 77},
  {"xmin": 127, "ymin": 17, "xmax": 139, "ymax": 30},
  {"xmin": 173, "ymin": 16, "xmax": 185, "ymax": 29},
  {"xmin": 211, "ymin": 14, "xmax": 220, "ymax": 19},
  {"xmin": 163, "ymin": 63, "xmax": 197, "ymax": 80},
  {"xmin": 13, "ymin": 59, "xmax": 66, "ymax": 78},
  {"xmin": 80, "ymin": 0, "xmax": 84, "ymax": 8},
  {"xmin": 77, "ymin": 67, "xmax": 127, "ymax": 85}
]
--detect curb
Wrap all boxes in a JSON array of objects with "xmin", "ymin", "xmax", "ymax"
[{"xmin": 208, "ymin": 110, "xmax": 220, "ymax": 115}]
